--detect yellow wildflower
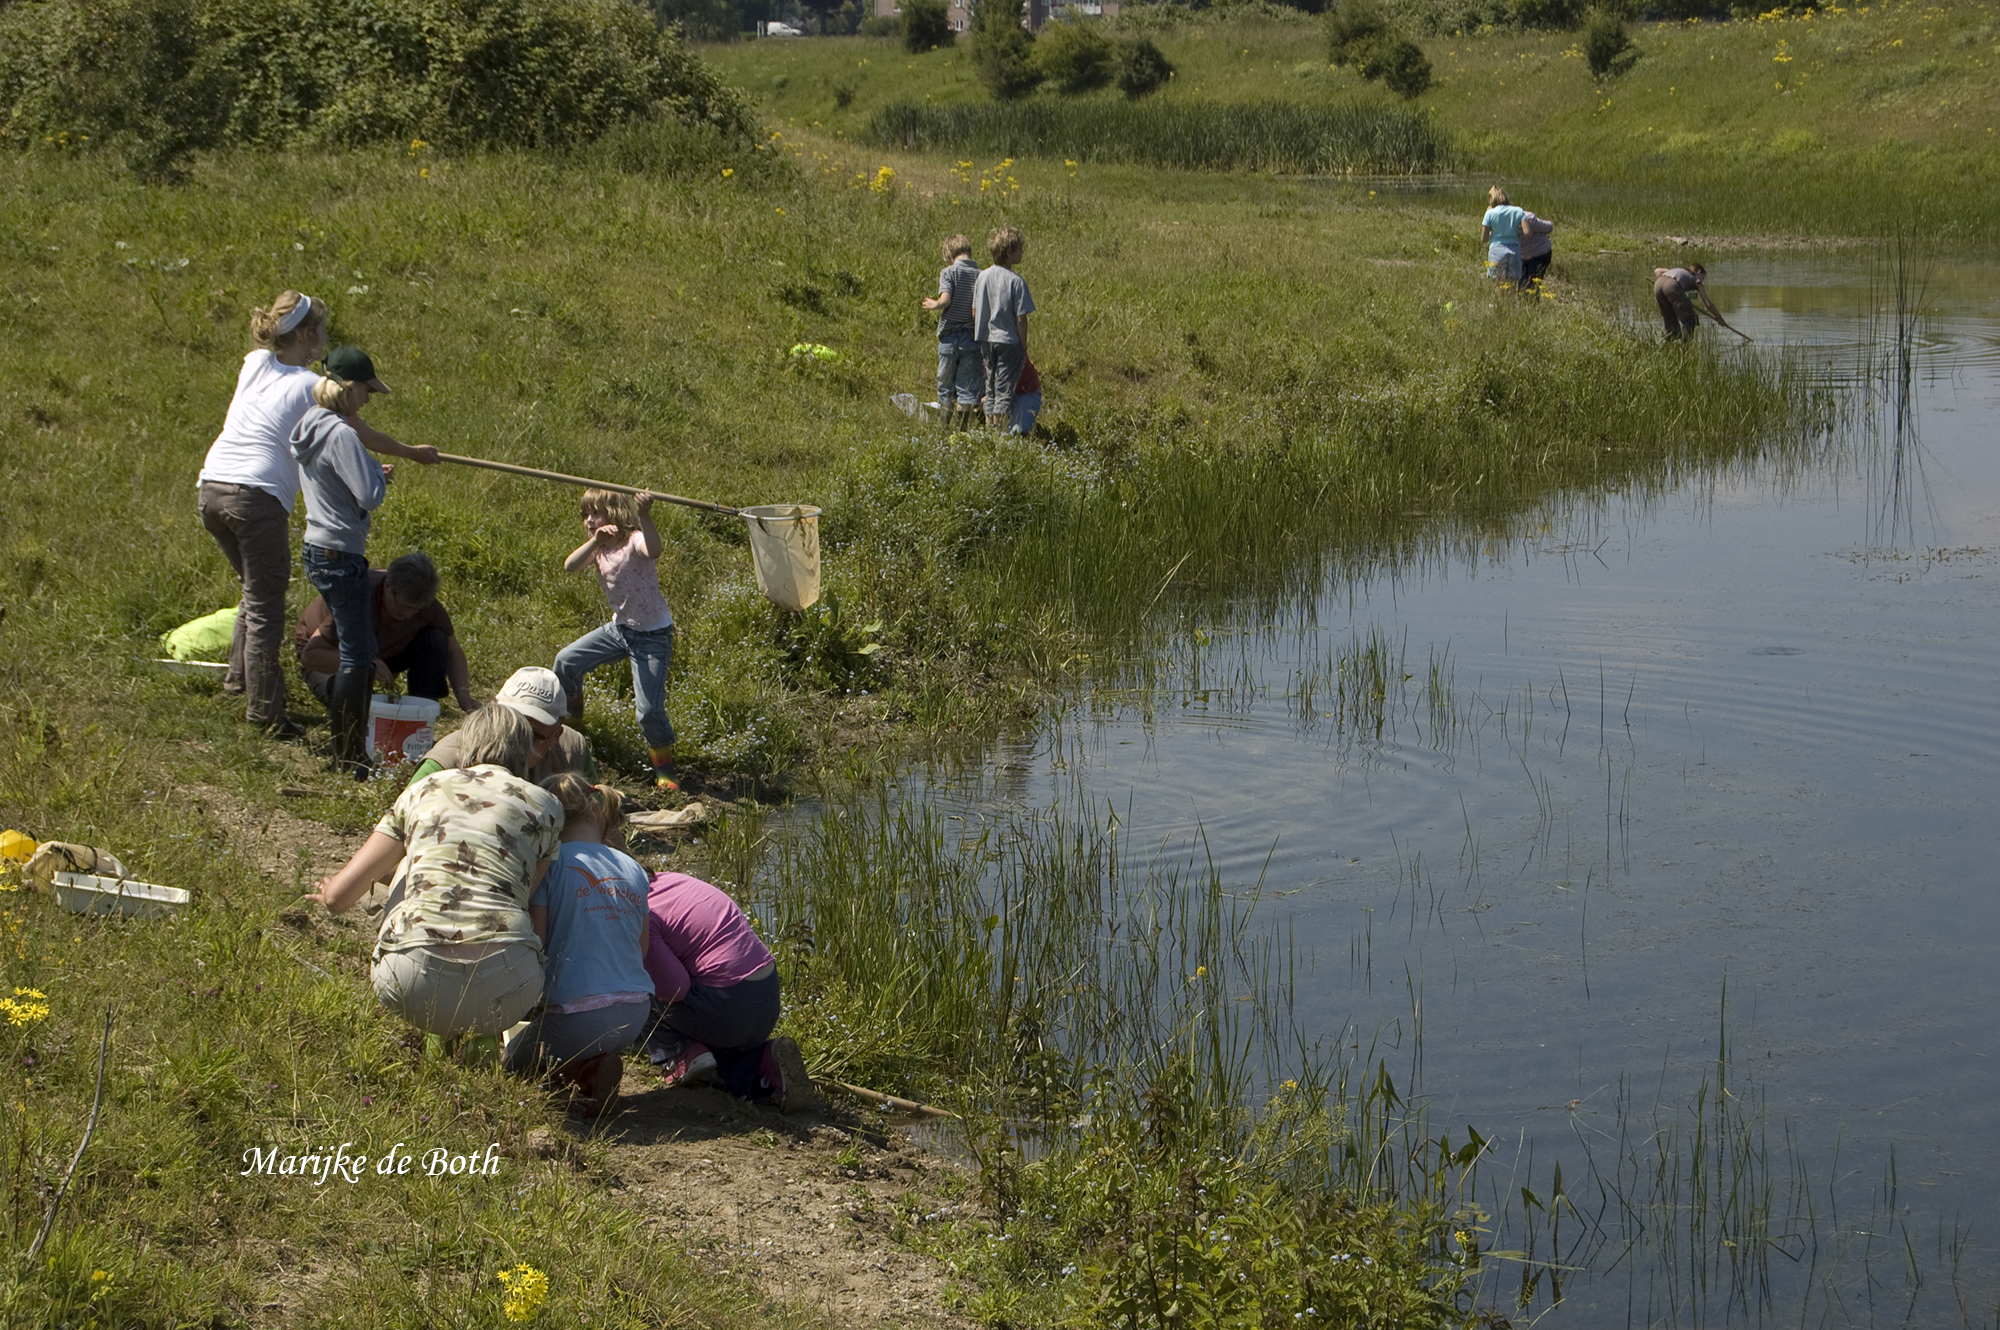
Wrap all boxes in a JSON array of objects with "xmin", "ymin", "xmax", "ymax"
[
  {"xmin": 0, "ymin": 988, "xmax": 48, "ymax": 1026},
  {"xmin": 496, "ymin": 1264, "xmax": 549, "ymax": 1322}
]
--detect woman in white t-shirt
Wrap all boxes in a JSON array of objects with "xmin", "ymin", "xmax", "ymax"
[{"xmin": 197, "ymin": 291, "xmax": 437, "ymax": 739}]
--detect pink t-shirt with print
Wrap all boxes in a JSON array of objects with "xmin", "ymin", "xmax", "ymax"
[{"xmin": 593, "ymin": 533, "xmax": 673, "ymax": 631}]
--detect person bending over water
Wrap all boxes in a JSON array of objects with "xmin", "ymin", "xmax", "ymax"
[{"xmin": 1653, "ymin": 263, "xmax": 1724, "ymax": 341}]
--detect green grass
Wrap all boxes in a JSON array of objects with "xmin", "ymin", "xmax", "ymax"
[
  {"xmin": 705, "ymin": 3, "xmax": 2000, "ymax": 238},
  {"xmin": 870, "ymin": 97, "xmax": 1455, "ymax": 173}
]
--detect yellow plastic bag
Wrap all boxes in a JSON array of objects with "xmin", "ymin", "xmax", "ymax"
[
  {"xmin": 161, "ymin": 606, "xmax": 237, "ymax": 662},
  {"xmin": 0, "ymin": 831, "xmax": 33, "ymax": 865}
]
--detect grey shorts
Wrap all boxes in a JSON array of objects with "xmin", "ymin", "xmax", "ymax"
[{"xmin": 373, "ymin": 944, "xmax": 544, "ymax": 1038}]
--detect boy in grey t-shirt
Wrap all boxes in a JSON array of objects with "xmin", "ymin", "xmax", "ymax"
[
  {"xmin": 972, "ymin": 226, "xmax": 1035, "ymax": 429},
  {"xmin": 922, "ymin": 234, "xmax": 982, "ymax": 432}
]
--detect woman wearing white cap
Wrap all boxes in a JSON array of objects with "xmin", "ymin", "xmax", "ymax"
[
  {"xmin": 406, "ymin": 666, "xmax": 598, "ymax": 787},
  {"xmin": 197, "ymin": 290, "xmax": 437, "ymax": 739}
]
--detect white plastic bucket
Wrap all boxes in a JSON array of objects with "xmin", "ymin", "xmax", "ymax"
[
  {"xmin": 368, "ymin": 695, "xmax": 441, "ymax": 763},
  {"xmin": 741, "ymin": 504, "xmax": 822, "ymax": 612}
]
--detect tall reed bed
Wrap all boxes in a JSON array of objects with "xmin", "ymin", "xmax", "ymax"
[
  {"xmin": 869, "ymin": 98, "xmax": 1457, "ymax": 174},
  {"xmin": 724, "ymin": 784, "xmax": 1492, "ymax": 1326}
]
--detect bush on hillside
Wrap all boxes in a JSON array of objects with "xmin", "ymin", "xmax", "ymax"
[
  {"xmin": 905, "ymin": 0, "xmax": 955, "ymax": 50},
  {"xmin": 1035, "ymin": 21, "xmax": 1116, "ymax": 95},
  {"xmin": 973, "ymin": 0, "xmax": 1043, "ymax": 100},
  {"xmin": 648, "ymin": 0, "xmax": 746, "ymax": 42},
  {"xmin": 1584, "ymin": 8, "xmax": 1641, "ymax": 77},
  {"xmin": 1115, "ymin": 37, "xmax": 1174, "ymax": 98},
  {"xmin": 1378, "ymin": 38, "xmax": 1432, "ymax": 96},
  {"xmin": 1328, "ymin": 0, "xmax": 1394, "ymax": 67},
  {"xmin": 0, "ymin": 0, "xmax": 751, "ymax": 177},
  {"xmin": 1510, "ymin": 0, "xmax": 1585, "ymax": 27}
]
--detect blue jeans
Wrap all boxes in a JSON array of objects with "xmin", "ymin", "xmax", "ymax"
[
  {"xmin": 554, "ymin": 621, "xmax": 676, "ymax": 749},
  {"xmin": 936, "ymin": 328, "xmax": 981, "ymax": 407},
  {"xmin": 1010, "ymin": 389, "xmax": 1041, "ymax": 435},
  {"xmin": 302, "ymin": 545, "xmax": 374, "ymax": 674}
]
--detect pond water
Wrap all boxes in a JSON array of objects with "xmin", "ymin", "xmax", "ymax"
[{"xmin": 883, "ymin": 251, "xmax": 1999, "ymax": 1325}]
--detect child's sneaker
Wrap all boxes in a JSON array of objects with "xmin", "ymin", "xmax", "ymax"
[
  {"xmin": 660, "ymin": 1040, "xmax": 717, "ymax": 1088},
  {"xmin": 756, "ymin": 1036, "xmax": 822, "ymax": 1115}
]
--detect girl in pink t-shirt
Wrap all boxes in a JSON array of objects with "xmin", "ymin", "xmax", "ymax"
[
  {"xmin": 642, "ymin": 871, "xmax": 815, "ymax": 1112},
  {"xmin": 555, "ymin": 488, "xmax": 681, "ymax": 790}
]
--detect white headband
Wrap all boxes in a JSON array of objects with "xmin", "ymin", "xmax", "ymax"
[{"xmin": 275, "ymin": 295, "xmax": 316, "ymax": 336}]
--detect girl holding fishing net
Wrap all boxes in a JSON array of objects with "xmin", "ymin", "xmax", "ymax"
[{"xmin": 555, "ymin": 488, "xmax": 682, "ymax": 792}]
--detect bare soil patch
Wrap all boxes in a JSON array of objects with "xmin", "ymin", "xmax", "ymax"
[{"xmin": 595, "ymin": 1072, "xmax": 979, "ymax": 1328}]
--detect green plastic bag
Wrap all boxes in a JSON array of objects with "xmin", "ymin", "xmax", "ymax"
[{"xmin": 161, "ymin": 607, "xmax": 237, "ymax": 662}]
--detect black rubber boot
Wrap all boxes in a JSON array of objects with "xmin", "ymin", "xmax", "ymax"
[{"xmin": 328, "ymin": 668, "xmax": 374, "ymax": 780}]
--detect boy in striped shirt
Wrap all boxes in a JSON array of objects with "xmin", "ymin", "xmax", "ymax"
[{"xmin": 922, "ymin": 234, "xmax": 982, "ymax": 432}]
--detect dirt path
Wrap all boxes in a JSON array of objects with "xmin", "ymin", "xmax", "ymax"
[{"xmin": 595, "ymin": 1074, "xmax": 978, "ymax": 1328}]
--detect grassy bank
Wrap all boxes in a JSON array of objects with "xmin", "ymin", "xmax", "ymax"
[
  {"xmin": 0, "ymin": 109, "xmax": 1826, "ymax": 1322},
  {"xmin": 705, "ymin": 2, "xmax": 2000, "ymax": 239}
]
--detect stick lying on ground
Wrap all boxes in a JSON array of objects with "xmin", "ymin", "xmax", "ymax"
[
  {"xmin": 436, "ymin": 453, "xmax": 741, "ymax": 515},
  {"xmin": 823, "ymin": 1078, "xmax": 956, "ymax": 1119}
]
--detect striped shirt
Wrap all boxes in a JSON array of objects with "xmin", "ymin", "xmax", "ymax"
[{"xmin": 936, "ymin": 256, "xmax": 978, "ymax": 335}]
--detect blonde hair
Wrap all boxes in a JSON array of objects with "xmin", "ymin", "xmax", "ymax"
[
  {"xmin": 579, "ymin": 488, "xmax": 641, "ymax": 530},
  {"xmin": 539, "ymin": 772, "xmax": 624, "ymax": 834},
  {"xmin": 941, "ymin": 233, "xmax": 972, "ymax": 261},
  {"xmin": 249, "ymin": 291, "xmax": 327, "ymax": 355},
  {"xmin": 313, "ymin": 376, "xmax": 369, "ymax": 414},
  {"xmin": 457, "ymin": 705, "xmax": 536, "ymax": 778},
  {"xmin": 987, "ymin": 226, "xmax": 1025, "ymax": 265},
  {"xmin": 1487, "ymin": 186, "xmax": 1510, "ymax": 207}
]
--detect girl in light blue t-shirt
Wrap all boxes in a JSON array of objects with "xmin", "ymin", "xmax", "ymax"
[
  {"xmin": 1480, "ymin": 186, "xmax": 1529, "ymax": 286},
  {"xmin": 504, "ymin": 774, "xmax": 653, "ymax": 1117}
]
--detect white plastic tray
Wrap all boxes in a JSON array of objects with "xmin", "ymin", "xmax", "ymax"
[{"xmin": 52, "ymin": 871, "xmax": 190, "ymax": 919}]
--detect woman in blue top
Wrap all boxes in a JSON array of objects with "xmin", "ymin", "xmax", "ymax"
[
  {"xmin": 505, "ymin": 773, "xmax": 654, "ymax": 1118},
  {"xmin": 1480, "ymin": 186, "xmax": 1528, "ymax": 288}
]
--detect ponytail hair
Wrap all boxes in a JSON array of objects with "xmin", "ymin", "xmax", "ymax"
[
  {"xmin": 539, "ymin": 772, "xmax": 624, "ymax": 834},
  {"xmin": 313, "ymin": 376, "xmax": 368, "ymax": 414},
  {"xmin": 250, "ymin": 290, "xmax": 327, "ymax": 355}
]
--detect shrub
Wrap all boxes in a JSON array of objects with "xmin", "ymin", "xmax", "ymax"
[
  {"xmin": 1115, "ymin": 37, "xmax": 1174, "ymax": 98},
  {"xmin": 972, "ymin": 0, "xmax": 1043, "ymax": 100},
  {"xmin": 1583, "ymin": 8, "xmax": 1640, "ymax": 78},
  {"xmin": 0, "ymin": 0, "xmax": 752, "ymax": 176},
  {"xmin": 647, "ymin": 0, "xmax": 745, "ymax": 42},
  {"xmin": 859, "ymin": 13, "xmax": 902, "ymax": 36},
  {"xmin": 1378, "ymin": 38, "xmax": 1432, "ymax": 96},
  {"xmin": 1328, "ymin": 0, "xmax": 1393, "ymax": 68},
  {"xmin": 904, "ymin": 0, "xmax": 955, "ymax": 51},
  {"xmin": 1510, "ymin": 0, "xmax": 1585, "ymax": 27},
  {"xmin": 1034, "ymin": 21, "xmax": 1116, "ymax": 96}
]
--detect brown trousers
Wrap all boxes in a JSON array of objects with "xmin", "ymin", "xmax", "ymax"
[
  {"xmin": 1655, "ymin": 276, "xmax": 1699, "ymax": 340},
  {"xmin": 198, "ymin": 480, "xmax": 292, "ymax": 725}
]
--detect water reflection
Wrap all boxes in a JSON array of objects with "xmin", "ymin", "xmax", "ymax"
[{"xmin": 904, "ymin": 250, "xmax": 1999, "ymax": 1325}]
